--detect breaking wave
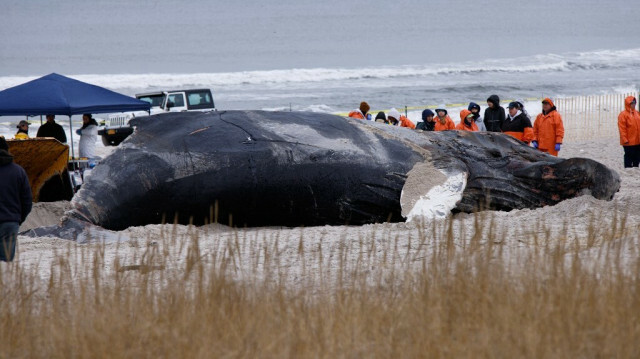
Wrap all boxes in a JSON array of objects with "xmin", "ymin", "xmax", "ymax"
[{"xmin": 1, "ymin": 48, "xmax": 639, "ymax": 91}]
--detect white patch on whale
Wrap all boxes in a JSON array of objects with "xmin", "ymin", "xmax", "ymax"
[
  {"xmin": 401, "ymin": 161, "xmax": 467, "ymax": 221},
  {"xmin": 406, "ymin": 171, "xmax": 467, "ymax": 221}
]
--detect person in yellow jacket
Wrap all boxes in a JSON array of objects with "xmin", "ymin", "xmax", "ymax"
[
  {"xmin": 14, "ymin": 120, "xmax": 30, "ymax": 139},
  {"xmin": 533, "ymin": 98, "xmax": 564, "ymax": 156},
  {"xmin": 618, "ymin": 96, "xmax": 640, "ymax": 167}
]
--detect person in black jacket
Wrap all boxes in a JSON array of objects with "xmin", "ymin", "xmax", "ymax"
[
  {"xmin": 374, "ymin": 111, "xmax": 387, "ymax": 124},
  {"xmin": 416, "ymin": 109, "xmax": 436, "ymax": 131},
  {"xmin": 0, "ymin": 137, "xmax": 33, "ymax": 262},
  {"xmin": 501, "ymin": 102, "xmax": 534, "ymax": 144},
  {"xmin": 484, "ymin": 95, "xmax": 506, "ymax": 132},
  {"xmin": 36, "ymin": 114, "xmax": 67, "ymax": 143}
]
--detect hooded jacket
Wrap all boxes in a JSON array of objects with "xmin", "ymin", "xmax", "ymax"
[
  {"xmin": 455, "ymin": 109, "xmax": 479, "ymax": 131},
  {"xmin": 416, "ymin": 109, "xmax": 436, "ymax": 131},
  {"xmin": 434, "ymin": 115, "xmax": 455, "ymax": 131},
  {"xmin": 0, "ymin": 149, "xmax": 32, "ymax": 224},
  {"xmin": 387, "ymin": 108, "xmax": 415, "ymax": 129},
  {"xmin": 398, "ymin": 115, "xmax": 415, "ymax": 129},
  {"xmin": 484, "ymin": 95, "xmax": 506, "ymax": 132},
  {"xmin": 468, "ymin": 102, "xmax": 486, "ymax": 131},
  {"xmin": 416, "ymin": 121, "xmax": 435, "ymax": 131},
  {"xmin": 502, "ymin": 110, "xmax": 534, "ymax": 143},
  {"xmin": 618, "ymin": 96, "xmax": 640, "ymax": 146},
  {"xmin": 348, "ymin": 109, "xmax": 366, "ymax": 120},
  {"xmin": 533, "ymin": 98, "xmax": 565, "ymax": 156},
  {"xmin": 387, "ymin": 108, "xmax": 401, "ymax": 125}
]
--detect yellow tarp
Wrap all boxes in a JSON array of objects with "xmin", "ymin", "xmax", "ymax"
[{"xmin": 7, "ymin": 138, "xmax": 69, "ymax": 202}]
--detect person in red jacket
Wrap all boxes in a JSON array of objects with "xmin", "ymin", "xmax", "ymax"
[
  {"xmin": 618, "ymin": 96, "xmax": 640, "ymax": 167},
  {"xmin": 533, "ymin": 98, "xmax": 564, "ymax": 156},
  {"xmin": 455, "ymin": 109, "xmax": 479, "ymax": 131},
  {"xmin": 434, "ymin": 104, "xmax": 456, "ymax": 131},
  {"xmin": 387, "ymin": 108, "xmax": 416, "ymax": 129},
  {"xmin": 502, "ymin": 102, "xmax": 534, "ymax": 144},
  {"xmin": 348, "ymin": 102, "xmax": 371, "ymax": 120}
]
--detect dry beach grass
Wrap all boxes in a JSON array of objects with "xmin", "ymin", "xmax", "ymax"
[
  {"xmin": 3, "ymin": 216, "xmax": 640, "ymax": 358},
  {"xmin": 2, "ymin": 137, "xmax": 640, "ymax": 357}
]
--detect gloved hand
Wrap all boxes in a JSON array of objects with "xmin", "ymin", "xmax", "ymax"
[
  {"xmin": 555, "ymin": 143, "xmax": 561, "ymax": 152},
  {"xmin": 532, "ymin": 141, "xmax": 538, "ymax": 149},
  {"xmin": 76, "ymin": 129, "xmax": 81, "ymax": 135}
]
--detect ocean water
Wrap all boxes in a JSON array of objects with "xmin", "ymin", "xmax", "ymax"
[{"xmin": 1, "ymin": 0, "xmax": 639, "ymax": 113}]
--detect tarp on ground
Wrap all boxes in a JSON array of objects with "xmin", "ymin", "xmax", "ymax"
[{"xmin": 0, "ymin": 73, "xmax": 150, "ymax": 116}]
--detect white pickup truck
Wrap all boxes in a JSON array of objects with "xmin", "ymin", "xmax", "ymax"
[{"xmin": 99, "ymin": 89, "xmax": 216, "ymax": 146}]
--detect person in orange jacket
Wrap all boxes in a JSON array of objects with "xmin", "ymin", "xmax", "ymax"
[
  {"xmin": 618, "ymin": 96, "xmax": 640, "ymax": 167},
  {"xmin": 387, "ymin": 108, "xmax": 416, "ymax": 129},
  {"xmin": 533, "ymin": 98, "xmax": 564, "ymax": 156},
  {"xmin": 348, "ymin": 102, "xmax": 371, "ymax": 120},
  {"xmin": 434, "ymin": 104, "xmax": 456, "ymax": 131},
  {"xmin": 502, "ymin": 102, "xmax": 534, "ymax": 143},
  {"xmin": 455, "ymin": 109, "xmax": 479, "ymax": 131}
]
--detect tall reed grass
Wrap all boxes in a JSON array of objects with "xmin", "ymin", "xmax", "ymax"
[{"xmin": 1, "ymin": 212, "xmax": 639, "ymax": 358}]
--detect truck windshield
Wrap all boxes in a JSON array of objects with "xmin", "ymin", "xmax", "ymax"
[{"xmin": 137, "ymin": 94, "xmax": 165, "ymax": 107}]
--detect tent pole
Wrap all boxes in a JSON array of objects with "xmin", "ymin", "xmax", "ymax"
[
  {"xmin": 40, "ymin": 115, "xmax": 43, "ymax": 125},
  {"xmin": 69, "ymin": 115, "xmax": 75, "ymax": 160}
]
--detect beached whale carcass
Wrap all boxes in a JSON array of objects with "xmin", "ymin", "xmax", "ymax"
[{"xmin": 29, "ymin": 110, "xmax": 619, "ymax": 237}]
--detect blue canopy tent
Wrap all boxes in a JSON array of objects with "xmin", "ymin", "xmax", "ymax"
[{"xmin": 0, "ymin": 73, "xmax": 151, "ymax": 158}]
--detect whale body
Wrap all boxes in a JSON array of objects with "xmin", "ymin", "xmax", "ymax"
[{"xmin": 26, "ymin": 110, "xmax": 620, "ymax": 239}]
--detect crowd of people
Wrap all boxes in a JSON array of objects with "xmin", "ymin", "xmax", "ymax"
[
  {"xmin": 349, "ymin": 96, "xmax": 566, "ymax": 157},
  {"xmin": 350, "ymin": 94, "xmax": 640, "ymax": 166},
  {"xmin": 10, "ymin": 113, "xmax": 99, "ymax": 158}
]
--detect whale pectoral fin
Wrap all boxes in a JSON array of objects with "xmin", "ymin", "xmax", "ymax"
[
  {"xmin": 20, "ymin": 218, "xmax": 126, "ymax": 243},
  {"xmin": 400, "ymin": 161, "xmax": 468, "ymax": 221}
]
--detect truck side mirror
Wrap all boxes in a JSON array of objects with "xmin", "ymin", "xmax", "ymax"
[{"xmin": 166, "ymin": 101, "xmax": 174, "ymax": 110}]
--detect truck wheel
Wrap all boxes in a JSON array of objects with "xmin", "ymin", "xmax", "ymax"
[
  {"xmin": 101, "ymin": 135, "xmax": 112, "ymax": 146},
  {"xmin": 101, "ymin": 135, "xmax": 121, "ymax": 146}
]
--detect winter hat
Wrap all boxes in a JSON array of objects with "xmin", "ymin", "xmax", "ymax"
[
  {"xmin": 17, "ymin": 120, "xmax": 30, "ymax": 128},
  {"xmin": 542, "ymin": 97, "xmax": 555, "ymax": 108},
  {"xmin": 435, "ymin": 104, "xmax": 448, "ymax": 115},
  {"xmin": 460, "ymin": 109, "xmax": 473, "ymax": 121},
  {"xmin": 0, "ymin": 137, "xmax": 8, "ymax": 151},
  {"xmin": 359, "ymin": 102, "xmax": 370, "ymax": 115},
  {"xmin": 422, "ymin": 109, "xmax": 435, "ymax": 121},
  {"xmin": 507, "ymin": 101, "xmax": 519, "ymax": 109},
  {"xmin": 468, "ymin": 102, "xmax": 480, "ymax": 112},
  {"xmin": 375, "ymin": 111, "xmax": 386, "ymax": 121},
  {"xmin": 387, "ymin": 108, "xmax": 401, "ymax": 121},
  {"xmin": 487, "ymin": 95, "xmax": 500, "ymax": 106}
]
